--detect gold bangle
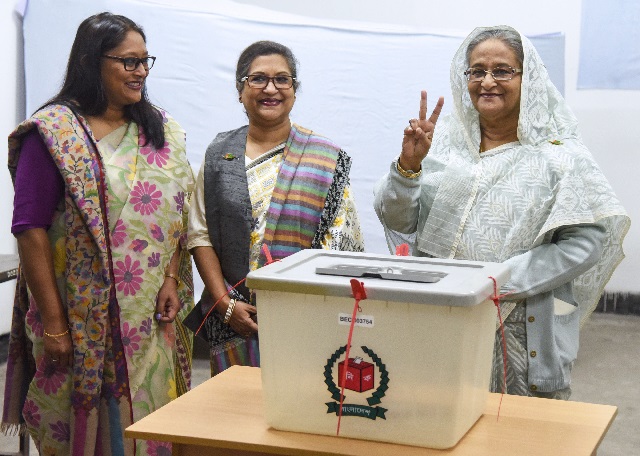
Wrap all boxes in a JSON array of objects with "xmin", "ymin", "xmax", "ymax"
[
  {"xmin": 44, "ymin": 328, "xmax": 69, "ymax": 338},
  {"xmin": 165, "ymin": 273, "xmax": 181, "ymax": 287},
  {"xmin": 396, "ymin": 159, "xmax": 422, "ymax": 179}
]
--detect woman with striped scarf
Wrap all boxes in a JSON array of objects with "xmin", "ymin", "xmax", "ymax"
[{"xmin": 187, "ymin": 41, "xmax": 364, "ymax": 376}]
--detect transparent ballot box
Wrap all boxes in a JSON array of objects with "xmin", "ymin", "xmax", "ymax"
[{"xmin": 246, "ymin": 250, "xmax": 510, "ymax": 449}]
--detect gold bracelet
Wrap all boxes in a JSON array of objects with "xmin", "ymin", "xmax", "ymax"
[
  {"xmin": 223, "ymin": 299, "xmax": 237, "ymax": 324},
  {"xmin": 44, "ymin": 328, "xmax": 70, "ymax": 338},
  {"xmin": 165, "ymin": 273, "xmax": 181, "ymax": 287},
  {"xmin": 396, "ymin": 159, "xmax": 422, "ymax": 179}
]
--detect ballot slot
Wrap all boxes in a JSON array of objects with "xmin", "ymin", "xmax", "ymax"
[{"xmin": 315, "ymin": 264, "xmax": 447, "ymax": 283}]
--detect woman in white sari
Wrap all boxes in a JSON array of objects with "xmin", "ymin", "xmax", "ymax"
[{"xmin": 374, "ymin": 26, "xmax": 629, "ymax": 398}]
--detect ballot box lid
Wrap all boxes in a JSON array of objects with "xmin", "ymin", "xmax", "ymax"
[{"xmin": 246, "ymin": 250, "xmax": 510, "ymax": 307}]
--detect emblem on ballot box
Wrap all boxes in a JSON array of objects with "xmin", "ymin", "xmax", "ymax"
[
  {"xmin": 325, "ymin": 345, "xmax": 389, "ymax": 420},
  {"xmin": 338, "ymin": 357, "xmax": 374, "ymax": 392}
]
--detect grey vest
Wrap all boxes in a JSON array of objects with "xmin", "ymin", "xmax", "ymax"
[{"xmin": 203, "ymin": 126, "xmax": 252, "ymax": 299}]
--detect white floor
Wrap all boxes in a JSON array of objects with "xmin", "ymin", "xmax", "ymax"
[{"xmin": 1, "ymin": 312, "xmax": 638, "ymax": 455}]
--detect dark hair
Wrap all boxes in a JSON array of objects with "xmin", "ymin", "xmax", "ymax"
[
  {"xmin": 41, "ymin": 12, "xmax": 164, "ymax": 148},
  {"xmin": 466, "ymin": 28, "xmax": 524, "ymax": 68},
  {"xmin": 235, "ymin": 40, "xmax": 300, "ymax": 94}
]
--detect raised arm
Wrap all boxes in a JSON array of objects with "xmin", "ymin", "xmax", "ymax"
[
  {"xmin": 374, "ymin": 91, "xmax": 443, "ymax": 237},
  {"xmin": 400, "ymin": 90, "xmax": 444, "ymax": 172}
]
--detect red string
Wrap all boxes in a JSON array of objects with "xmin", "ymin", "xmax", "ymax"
[
  {"xmin": 261, "ymin": 243, "xmax": 275, "ymax": 265},
  {"xmin": 194, "ymin": 244, "xmax": 278, "ymax": 337},
  {"xmin": 336, "ymin": 279, "xmax": 367, "ymax": 436},
  {"xmin": 489, "ymin": 276, "xmax": 512, "ymax": 421}
]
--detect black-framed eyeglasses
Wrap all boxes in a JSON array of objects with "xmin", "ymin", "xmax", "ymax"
[
  {"xmin": 464, "ymin": 66, "xmax": 522, "ymax": 82},
  {"xmin": 239, "ymin": 74, "xmax": 296, "ymax": 89},
  {"xmin": 103, "ymin": 55, "xmax": 156, "ymax": 71}
]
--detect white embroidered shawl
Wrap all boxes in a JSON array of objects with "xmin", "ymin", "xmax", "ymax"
[{"xmin": 417, "ymin": 26, "xmax": 630, "ymax": 324}]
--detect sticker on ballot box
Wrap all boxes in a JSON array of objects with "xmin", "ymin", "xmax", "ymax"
[{"xmin": 338, "ymin": 313, "xmax": 374, "ymax": 328}]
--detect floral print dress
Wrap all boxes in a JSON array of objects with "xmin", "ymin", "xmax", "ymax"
[{"xmin": 6, "ymin": 107, "xmax": 194, "ymax": 455}]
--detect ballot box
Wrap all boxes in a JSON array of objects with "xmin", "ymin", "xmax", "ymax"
[{"xmin": 245, "ymin": 250, "xmax": 510, "ymax": 449}]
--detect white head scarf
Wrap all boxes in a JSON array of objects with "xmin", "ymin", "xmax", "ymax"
[
  {"xmin": 417, "ymin": 25, "xmax": 629, "ymax": 323},
  {"xmin": 450, "ymin": 25, "xmax": 580, "ymax": 152}
]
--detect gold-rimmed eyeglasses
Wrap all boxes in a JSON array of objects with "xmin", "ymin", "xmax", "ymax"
[{"xmin": 464, "ymin": 66, "xmax": 522, "ymax": 82}]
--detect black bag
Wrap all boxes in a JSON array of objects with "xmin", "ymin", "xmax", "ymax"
[
  {"xmin": 182, "ymin": 299, "xmax": 212, "ymax": 341},
  {"xmin": 182, "ymin": 289, "xmax": 249, "ymax": 345}
]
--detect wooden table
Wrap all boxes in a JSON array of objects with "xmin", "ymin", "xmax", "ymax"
[{"xmin": 125, "ymin": 366, "xmax": 616, "ymax": 455}]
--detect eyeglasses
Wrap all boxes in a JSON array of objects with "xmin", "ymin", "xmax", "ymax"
[
  {"xmin": 103, "ymin": 55, "xmax": 156, "ymax": 71},
  {"xmin": 464, "ymin": 66, "xmax": 522, "ymax": 82},
  {"xmin": 240, "ymin": 74, "xmax": 296, "ymax": 89}
]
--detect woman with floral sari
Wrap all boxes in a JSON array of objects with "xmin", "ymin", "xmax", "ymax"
[
  {"xmin": 2, "ymin": 12, "xmax": 194, "ymax": 455},
  {"xmin": 187, "ymin": 41, "xmax": 364, "ymax": 377}
]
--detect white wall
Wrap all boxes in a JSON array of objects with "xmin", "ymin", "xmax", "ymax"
[
  {"xmin": 232, "ymin": 1, "xmax": 639, "ymax": 292},
  {"xmin": 0, "ymin": 1, "xmax": 22, "ymax": 334},
  {"xmin": 2, "ymin": 0, "xmax": 638, "ymax": 291},
  {"xmin": 0, "ymin": 1, "xmax": 23, "ymax": 255}
]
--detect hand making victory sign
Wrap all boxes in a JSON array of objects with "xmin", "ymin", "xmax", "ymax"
[{"xmin": 399, "ymin": 90, "xmax": 444, "ymax": 172}]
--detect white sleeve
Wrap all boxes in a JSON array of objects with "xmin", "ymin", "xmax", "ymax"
[
  {"xmin": 373, "ymin": 160, "xmax": 423, "ymax": 234},
  {"xmin": 500, "ymin": 224, "xmax": 606, "ymax": 299},
  {"xmin": 186, "ymin": 162, "xmax": 213, "ymax": 250}
]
